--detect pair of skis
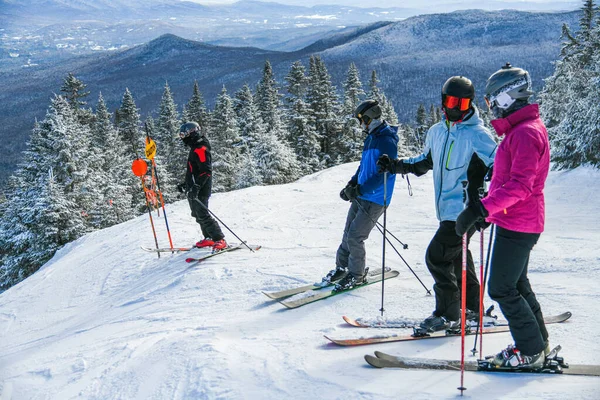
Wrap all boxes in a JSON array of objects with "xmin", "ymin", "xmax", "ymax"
[
  {"xmin": 262, "ymin": 268, "xmax": 400, "ymax": 309},
  {"xmin": 325, "ymin": 312, "xmax": 571, "ymax": 346},
  {"xmin": 141, "ymin": 242, "xmax": 261, "ymax": 263},
  {"xmin": 364, "ymin": 345, "xmax": 600, "ymax": 377}
]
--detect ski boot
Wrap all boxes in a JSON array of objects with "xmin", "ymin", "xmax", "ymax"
[
  {"xmin": 196, "ymin": 238, "xmax": 215, "ymax": 248},
  {"xmin": 333, "ymin": 268, "xmax": 368, "ymax": 292},
  {"xmin": 319, "ymin": 266, "xmax": 348, "ymax": 287}
]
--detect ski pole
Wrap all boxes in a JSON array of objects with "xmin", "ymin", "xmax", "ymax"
[
  {"xmin": 354, "ymin": 200, "xmax": 430, "ymax": 294},
  {"xmin": 191, "ymin": 197, "xmax": 254, "ymax": 252},
  {"xmin": 471, "ymin": 224, "xmax": 496, "ymax": 357},
  {"xmin": 478, "ymin": 228, "xmax": 484, "ymax": 358},
  {"xmin": 458, "ymin": 181, "xmax": 468, "ymax": 396},
  {"xmin": 145, "ymin": 124, "xmax": 174, "ymax": 252},
  {"xmin": 142, "ymin": 176, "xmax": 160, "ymax": 259},
  {"xmin": 380, "ymin": 172, "xmax": 388, "ymax": 316},
  {"xmin": 354, "ymin": 199, "xmax": 408, "ymax": 249}
]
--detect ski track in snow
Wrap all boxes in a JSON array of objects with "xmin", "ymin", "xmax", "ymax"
[{"xmin": 1, "ymin": 163, "xmax": 599, "ymax": 399}]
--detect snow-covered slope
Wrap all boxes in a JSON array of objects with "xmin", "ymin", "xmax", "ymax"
[{"xmin": 1, "ymin": 163, "xmax": 599, "ymax": 399}]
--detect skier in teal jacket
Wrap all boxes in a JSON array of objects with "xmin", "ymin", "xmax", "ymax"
[{"xmin": 378, "ymin": 76, "xmax": 497, "ymax": 332}]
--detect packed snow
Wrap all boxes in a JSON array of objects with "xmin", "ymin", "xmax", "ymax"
[{"xmin": 1, "ymin": 162, "xmax": 599, "ymax": 399}]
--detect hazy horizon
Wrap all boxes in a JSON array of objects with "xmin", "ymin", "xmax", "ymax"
[{"xmin": 187, "ymin": 0, "xmax": 581, "ymax": 12}]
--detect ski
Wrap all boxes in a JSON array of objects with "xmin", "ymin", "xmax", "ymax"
[
  {"xmin": 278, "ymin": 270, "xmax": 400, "ymax": 309},
  {"xmin": 185, "ymin": 243, "xmax": 261, "ymax": 263},
  {"xmin": 342, "ymin": 315, "xmax": 506, "ymax": 329},
  {"xmin": 365, "ymin": 346, "xmax": 600, "ymax": 377},
  {"xmin": 141, "ymin": 245, "xmax": 196, "ymax": 253},
  {"xmin": 263, "ymin": 267, "xmax": 392, "ymax": 300},
  {"xmin": 325, "ymin": 312, "xmax": 571, "ymax": 346}
]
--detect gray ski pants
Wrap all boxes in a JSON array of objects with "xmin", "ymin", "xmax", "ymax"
[{"xmin": 336, "ymin": 198, "xmax": 385, "ymax": 277}]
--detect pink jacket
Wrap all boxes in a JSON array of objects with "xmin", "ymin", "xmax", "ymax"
[{"xmin": 481, "ymin": 104, "xmax": 550, "ymax": 233}]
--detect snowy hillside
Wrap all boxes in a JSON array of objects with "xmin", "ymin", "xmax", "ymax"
[{"xmin": 1, "ymin": 163, "xmax": 599, "ymax": 399}]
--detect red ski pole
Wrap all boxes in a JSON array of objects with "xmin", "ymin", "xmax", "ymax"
[
  {"xmin": 478, "ymin": 229, "xmax": 485, "ymax": 359},
  {"xmin": 132, "ymin": 158, "xmax": 160, "ymax": 258},
  {"xmin": 458, "ymin": 181, "xmax": 468, "ymax": 395}
]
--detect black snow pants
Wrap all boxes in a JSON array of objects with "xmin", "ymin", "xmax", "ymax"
[
  {"xmin": 188, "ymin": 185, "xmax": 224, "ymax": 241},
  {"xmin": 487, "ymin": 226, "xmax": 548, "ymax": 356},
  {"xmin": 426, "ymin": 221, "xmax": 480, "ymax": 321}
]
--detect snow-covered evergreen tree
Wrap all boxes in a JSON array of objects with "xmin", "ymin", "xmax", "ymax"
[
  {"xmin": 0, "ymin": 98, "xmax": 88, "ymax": 291},
  {"xmin": 306, "ymin": 55, "xmax": 341, "ymax": 165},
  {"xmin": 183, "ymin": 80, "xmax": 209, "ymax": 134},
  {"xmin": 232, "ymin": 84, "xmax": 264, "ymax": 187},
  {"xmin": 334, "ymin": 63, "xmax": 366, "ymax": 163},
  {"xmin": 60, "ymin": 72, "xmax": 94, "ymax": 126},
  {"xmin": 86, "ymin": 93, "xmax": 134, "ymax": 228},
  {"xmin": 367, "ymin": 69, "xmax": 398, "ymax": 124},
  {"xmin": 256, "ymin": 60, "xmax": 287, "ymax": 140},
  {"xmin": 155, "ymin": 82, "xmax": 181, "ymax": 198},
  {"xmin": 210, "ymin": 87, "xmax": 246, "ymax": 191},
  {"xmin": 540, "ymin": 0, "xmax": 600, "ymax": 169},
  {"xmin": 117, "ymin": 88, "xmax": 143, "ymax": 159},
  {"xmin": 284, "ymin": 61, "xmax": 321, "ymax": 173}
]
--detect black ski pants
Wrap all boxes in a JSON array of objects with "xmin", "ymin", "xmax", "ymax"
[
  {"xmin": 336, "ymin": 198, "xmax": 384, "ymax": 278},
  {"xmin": 426, "ymin": 221, "xmax": 480, "ymax": 321},
  {"xmin": 488, "ymin": 226, "xmax": 548, "ymax": 356},
  {"xmin": 188, "ymin": 191, "xmax": 224, "ymax": 242}
]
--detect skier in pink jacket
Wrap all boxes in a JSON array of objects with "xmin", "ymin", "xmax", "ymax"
[{"xmin": 455, "ymin": 63, "xmax": 550, "ymax": 370}]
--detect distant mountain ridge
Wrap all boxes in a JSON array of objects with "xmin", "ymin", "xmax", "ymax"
[{"xmin": 0, "ymin": 9, "xmax": 579, "ymax": 186}]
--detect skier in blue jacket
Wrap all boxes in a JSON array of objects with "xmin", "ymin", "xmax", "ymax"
[
  {"xmin": 322, "ymin": 100, "xmax": 399, "ymax": 292},
  {"xmin": 378, "ymin": 76, "xmax": 497, "ymax": 331}
]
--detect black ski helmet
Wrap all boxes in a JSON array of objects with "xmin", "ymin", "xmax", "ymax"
[
  {"xmin": 179, "ymin": 121, "xmax": 200, "ymax": 140},
  {"xmin": 441, "ymin": 76, "xmax": 475, "ymax": 122},
  {"xmin": 354, "ymin": 99, "xmax": 382, "ymax": 126},
  {"xmin": 485, "ymin": 63, "xmax": 533, "ymax": 119}
]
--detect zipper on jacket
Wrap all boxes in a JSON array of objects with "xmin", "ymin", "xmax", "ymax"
[
  {"xmin": 445, "ymin": 141, "xmax": 455, "ymax": 169},
  {"xmin": 437, "ymin": 124, "xmax": 451, "ymax": 217}
]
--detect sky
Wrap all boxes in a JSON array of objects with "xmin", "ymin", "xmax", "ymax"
[{"xmin": 188, "ymin": 0, "xmax": 581, "ymax": 11}]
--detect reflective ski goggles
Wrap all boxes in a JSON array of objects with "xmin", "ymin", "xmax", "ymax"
[
  {"xmin": 485, "ymin": 91, "xmax": 515, "ymax": 110},
  {"xmin": 179, "ymin": 127, "xmax": 198, "ymax": 138},
  {"xmin": 443, "ymin": 95, "xmax": 471, "ymax": 112}
]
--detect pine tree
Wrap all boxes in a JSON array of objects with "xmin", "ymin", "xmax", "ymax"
[
  {"xmin": 117, "ymin": 88, "xmax": 143, "ymax": 159},
  {"xmin": 0, "ymin": 98, "xmax": 88, "ymax": 291},
  {"xmin": 155, "ymin": 82, "xmax": 181, "ymax": 197},
  {"xmin": 183, "ymin": 80, "xmax": 209, "ymax": 134},
  {"xmin": 88, "ymin": 93, "xmax": 134, "ymax": 228},
  {"xmin": 210, "ymin": 86, "xmax": 246, "ymax": 191},
  {"xmin": 366, "ymin": 69, "xmax": 398, "ymax": 124},
  {"xmin": 256, "ymin": 60, "xmax": 286, "ymax": 139},
  {"xmin": 540, "ymin": 0, "xmax": 600, "ymax": 168},
  {"xmin": 284, "ymin": 61, "xmax": 321, "ymax": 172},
  {"xmin": 306, "ymin": 55, "xmax": 341, "ymax": 165},
  {"xmin": 333, "ymin": 63, "xmax": 366, "ymax": 163},
  {"xmin": 233, "ymin": 84, "xmax": 264, "ymax": 187},
  {"xmin": 60, "ymin": 72, "xmax": 90, "ymax": 111},
  {"xmin": 116, "ymin": 88, "xmax": 145, "ymax": 209}
]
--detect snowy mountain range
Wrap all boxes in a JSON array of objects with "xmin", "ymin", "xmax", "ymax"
[
  {"xmin": 1, "ymin": 162, "xmax": 599, "ymax": 399},
  {"xmin": 0, "ymin": 9, "xmax": 579, "ymax": 186}
]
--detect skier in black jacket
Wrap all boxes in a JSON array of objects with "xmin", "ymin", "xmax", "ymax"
[{"xmin": 178, "ymin": 122, "xmax": 227, "ymax": 250}]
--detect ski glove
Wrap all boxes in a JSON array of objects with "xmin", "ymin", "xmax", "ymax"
[
  {"xmin": 377, "ymin": 155, "xmax": 408, "ymax": 175},
  {"xmin": 343, "ymin": 184, "xmax": 361, "ymax": 201},
  {"xmin": 455, "ymin": 201, "xmax": 489, "ymax": 236},
  {"xmin": 340, "ymin": 187, "xmax": 350, "ymax": 202},
  {"xmin": 187, "ymin": 184, "xmax": 201, "ymax": 199},
  {"xmin": 177, "ymin": 183, "xmax": 186, "ymax": 194}
]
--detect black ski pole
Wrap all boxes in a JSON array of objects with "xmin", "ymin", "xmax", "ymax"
[
  {"xmin": 192, "ymin": 197, "xmax": 255, "ymax": 252},
  {"xmin": 354, "ymin": 200, "xmax": 430, "ymax": 294},
  {"xmin": 380, "ymin": 171, "xmax": 388, "ymax": 316},
  {"xmin": 471, "ymin": 224, "xmax": 496, "ymax": 356}
]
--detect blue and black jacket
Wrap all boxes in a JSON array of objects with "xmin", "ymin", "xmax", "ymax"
[{"xmin": 349, "ymin": 120, "xmax": 399, "ymax": 206}]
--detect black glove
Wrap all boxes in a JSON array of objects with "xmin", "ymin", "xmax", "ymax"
[
  {"xmin": 343, "ymin": 184, "xmax": 361, "ymax": 201},
  {"xmin": 177, "ymin": 183, "xmax": 186, "ymax": 194},
  {"xmin": 340, "ymin": 187, "xmax": 350, "ymax": 202},
  {"xmin": 455, "ymin": 201, "xmax": 489, "ymax": 236},
  {"xmin": 474, "ymin": 219, "xmax": 491, "ymax": 232},
  {"xmin": 187, "ymin": 184, "xmax": 201, "ymax": 199},
  {"xmin": 377, "ymin": 155, "xmax": 408, "ymax": 175}
]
